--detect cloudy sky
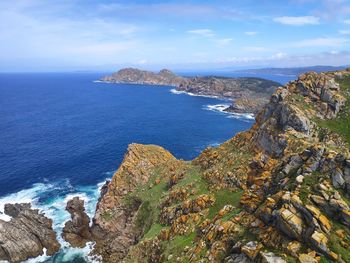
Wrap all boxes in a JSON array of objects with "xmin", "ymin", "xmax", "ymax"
[{"xmin": 1, "ymin": 0, "xmax": 350, "ymax": 71}]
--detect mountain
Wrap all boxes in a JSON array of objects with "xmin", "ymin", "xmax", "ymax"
[
  {"xmin": 101, "ymin": 68, "xmax": 281, "ymax": 114},
  {"xmin": 234, "ymin": 66, "xmax": 348, "ymax": 76},
  {"xmin": 66, "ymin": 69, "xmax": 349, "ymax": 262}
]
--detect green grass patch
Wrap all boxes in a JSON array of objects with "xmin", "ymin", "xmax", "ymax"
[
  {"xmin": 316, "ymin": 76, "xmax": 350, "ymax": 145},
  {"xmin": 172, "ymin": 165, "xmax": 209, "ymax": 196},
  {"xmin": 162, "ymin": 232, "xmax": 196, "ymax": 262},
  {"xmin": 328, "ymin": 221, "xmax": 350, "ymax": 262},
  {"xmin": 208, "ymin": 189, "xmax": 243, "ymax": 219},
  {"xmin": 300, "ymin": 172, "xmax": 320, "ymax": 204},
  {"xmin": 143, "ymin": 223, "xmax": 168, "ymax": 239}
]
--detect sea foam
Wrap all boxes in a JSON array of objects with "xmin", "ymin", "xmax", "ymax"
[
  {"xmin": 203, "ymin": 104, "xmax": 255, "ymax": 121},
  {"xmin": 0, "ymin": 174, "xmax": 112, "ymax": 263}
]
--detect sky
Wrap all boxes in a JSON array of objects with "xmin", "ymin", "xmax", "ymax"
[{"xmin": 0, "ymin": 0, "xmax": 350, "ymax": 72}]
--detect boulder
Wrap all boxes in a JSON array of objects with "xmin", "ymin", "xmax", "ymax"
[
  {"xmin": 241, "ymin": 241, "xmax": 263, "ymax": 260},
  {"xmin": 62, "ymin": 197, "xmax": 92, "ymax": 247},
  {"xmin": 0, "ymin": 203, "xmax": 60, "ymax": 263}
]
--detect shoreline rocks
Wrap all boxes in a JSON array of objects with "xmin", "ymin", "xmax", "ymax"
[
  {"xmin": 62, "ymin": 197, "xmax": 92, "ymax": 248},
  {"xmin": 0, "ymin": 203, "xmax": 60, "ymax": 263}
]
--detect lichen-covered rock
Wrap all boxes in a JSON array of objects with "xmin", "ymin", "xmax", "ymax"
[
  {"xmin": 260, "ymin": 251, "xmax": 286, "ymax": 263},
  {"xmin": 88, "ymin": 70, "xmax": 350, "ymax": 262},
  {"xmin": 0, "ymin": 203, "xmax": 60, "ymax": 263},
  {"xmin": 91, "ymin": 144, "xmax": 179, "ymax": 262}
]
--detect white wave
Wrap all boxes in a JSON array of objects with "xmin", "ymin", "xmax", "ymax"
[
  {"xmin": 0, "ymin": 175, "xmax": 112, "ymax": 262},
  {"xmin": 227, "ymin": 113, "xmax": 255, "ymax": 120},
  {"xmin": 205, "ymin": 104, "xmax": 231, "ymax": 113},
  {"xmin": 0, "ymin": 183, "xmax": 46, "ymax": 221},
  {"xmin": 203, "ymin": 104, "xmax": 255, "ymax": 121},
  {"xmin": 170, "ymin": 89, "xmax": 220, "ymax": 99}
]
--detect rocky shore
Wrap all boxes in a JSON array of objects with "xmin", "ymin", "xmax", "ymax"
[
  {"xmin": 101, "ymin": 68, "xmax": 281, "ymax": 114},
  {"xmin": 2, "ymin": 69, "xmax": 350, "ymax": 262},
  {"xmin": 0, "ymin": 203, "xmax": 60, "ymax": 263}
]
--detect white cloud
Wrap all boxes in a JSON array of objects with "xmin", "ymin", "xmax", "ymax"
[
  {"xmin": 274, "ymin": 16, "xmax": 320, "ymax": 25},
  {"xmin": 271, "ymin": 52, "xmax": 288, "ymax": 59},
  {"xmin": 339, "ymin": 29, "xmax": 350, "ymax": 35},
  {"xmin": 343, "ymin": 19, "xmax": 350, "ymax": 24},
  {"xmin": 187, "ymin": 29, "xmax": 215, "ymax": 37},
  {"xmin": 293, "ymin": 37, "xmax": 349, "ymax": 47},
  {"xmin": 245, "ymin": 31, "xmax": 258, "ymax": 36},
  {"xmin": 215, "ymin": 38, "xmax": 233, "ymax": 46}
]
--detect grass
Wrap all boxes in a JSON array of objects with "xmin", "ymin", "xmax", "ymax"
[
  {"xmin": 143, "ymin": 223, "xmax": 168, "ymax": 239},
  {"xmin": 328, "ymin": 221, "xmax": 350, "ymax": 262},
  {"xmin": 316, "ymin": 75, "xmax": 350, "ymax": 145},
  {"xmin": 208, "ymin": 189, "xmax": 243, "ymax": 219},
  {"xmin": 171, "ymin": 165, "xmax": 209, "ymax": 196},
  {"xmin": 162, "ymin": 232, "xmax": 196, "ymax": 262},
  {"xmin": 299, "ymin": 172, "xmax": 320, "ymax": 204}
]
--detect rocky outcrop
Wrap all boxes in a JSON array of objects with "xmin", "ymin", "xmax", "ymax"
[
  {"xmin": 101, "ymin": 68, "xmax": 281, "ymax": 114},
  {"xmin": 0, "ymin": 203, "xmax": 60, "ymax": 263},
  {"xmin": 62, "ymin": 197, "xmax": 92, "ymax": 247},
  {"xmin": 91, "ymin": 143, "xmax": 180, "ymax": 262},
  {"xmin": 90, "ymin": 69, "xmax": 350, "ymax": 262}
]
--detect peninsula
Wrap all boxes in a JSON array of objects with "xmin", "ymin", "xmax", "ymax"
[{"xmin": 101, "ymin": 68, "xmax": 281, "ymax": 114}]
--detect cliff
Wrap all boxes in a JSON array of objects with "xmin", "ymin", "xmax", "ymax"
[
  {"xmin": 101, "ymin": 68, "xmax": 281, "ymax": 114},
  {"xmin": 75, "ymin": 69, "xmax": 350, "ymax": 262}
]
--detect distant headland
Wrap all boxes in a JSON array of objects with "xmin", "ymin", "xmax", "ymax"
[{"xmin": 100, "ymin": 68, "xmax": 281, "ymax": 114}]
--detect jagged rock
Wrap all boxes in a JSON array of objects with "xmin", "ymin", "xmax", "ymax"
[
  {"xmin": 332, "ymin": 169, "xmax": 345, "ymax": 188},
  {"xmin": 310, "ymin": 230, "xmax": 329, "ymax": 255},
  {"xmin": 241, "ymin": 241, "xmax": 263, "ymax": 260},
  {"xmin": 0, "ymin": 203, "xmax": 60, "ymax": 263},
  {"xmin": 286, "ymin": 241, "xmax": 301, "ymax": 257},
  {"xmin": 274, "ymin": 205, "xmax": 304, "ymax": 239},
  {"xmin": 298, "ymin": 251, "xmax": 320, "ymax": 263},
  {"xmin": 260, "ymin": 251, "xmax": 286, "ymax": 263},
  {"xmin": 225, "ymin": 253, "xmax": 252, "ymax": 263},
  {"xmin": 62, "ymin": 197, "xmax": 92, "ymax": 247}
]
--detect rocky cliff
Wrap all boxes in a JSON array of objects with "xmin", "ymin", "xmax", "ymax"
[
  {"xmin": 83, "ymin": 69, "xmax": 350, "ymax": 262},
  {"xmin": 101, "ymin": 68, "xmax": 280, "ymax": 114},
  {"xmin": 2, "ymin": 69, "xmax": 349, "ymax": 262}
]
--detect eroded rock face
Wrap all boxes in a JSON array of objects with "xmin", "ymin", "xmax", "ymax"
[
  {"xmin": 0, "ymin": 203, "xmax": 60, "ymax": 263},
  {"xmin": 62, "ymin": 197, "xmax": 92, "ymax": 247},
  {"xmin": 91, "ymin": 143, "xmax": 179, "ymax": 262}
]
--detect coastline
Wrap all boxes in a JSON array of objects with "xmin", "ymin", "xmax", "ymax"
[{"xmin": 94, "ymin": 80, "xmax": 257, "ymax": 118}]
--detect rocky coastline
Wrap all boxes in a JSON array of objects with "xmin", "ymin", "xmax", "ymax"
[
  {"xmin": 100, "ymin": 68, "xmax": 281, "ymax": 115},
  {"xmin": 1, "ymin": 69, "xmax": 350, "ymax": 262}
]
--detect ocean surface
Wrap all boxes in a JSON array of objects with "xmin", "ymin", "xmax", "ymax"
[{"xmin": 0, "ymin": 72, "xmax": 295, "ymax": 262}]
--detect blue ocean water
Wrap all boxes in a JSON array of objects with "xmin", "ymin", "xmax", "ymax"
[{"xmin": 0, "ymin": 72, "xmax": 295, "ymax": 262}]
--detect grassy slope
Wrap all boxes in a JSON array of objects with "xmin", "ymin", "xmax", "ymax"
[{"xmin": 318, "ymin": 75, "xmax": 350, "ymax": 145}]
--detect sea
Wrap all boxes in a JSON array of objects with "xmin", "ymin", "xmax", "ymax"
[{"xmin": 0, "ymin": 72, "xmax": 295, "ymax": 262}]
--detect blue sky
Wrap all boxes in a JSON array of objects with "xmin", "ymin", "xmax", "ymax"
[{"xmin": 1, "ymin": 0, "xmax": 350, "ymax": 71}]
